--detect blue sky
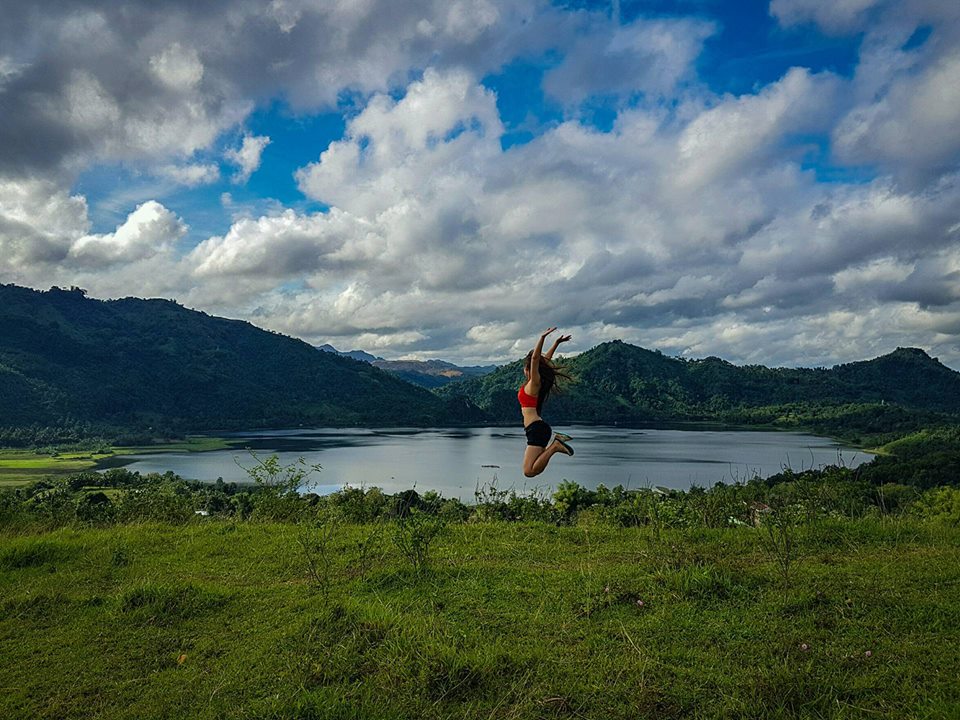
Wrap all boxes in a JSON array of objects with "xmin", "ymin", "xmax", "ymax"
[{"xmin": 1, "ymin": 0, "xmax": 959, "ymax": 367}]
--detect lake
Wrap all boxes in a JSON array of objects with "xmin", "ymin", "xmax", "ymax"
[{"xmin": 112, "ymin": 426, "xmax": 872, "ymax": 500}]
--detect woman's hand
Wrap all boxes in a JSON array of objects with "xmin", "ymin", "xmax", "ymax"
[
  {"xmin": 542, "ymin": 331, "xmax": 570, "ymax": 360},
  {"xmin": 541, "ymin": 326, "xmax": 557, "ymax": 337}
]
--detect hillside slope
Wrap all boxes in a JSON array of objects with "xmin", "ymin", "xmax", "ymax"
[
  {"xmin": 3, "ymin": 285, "xmax": 957, "ymax": 434},
  {"xmin": 439, "ymin": 340, "xmax": 960, "ymax": 424},
  {"xmin": 0, "ymin": 284, "xmax": 445, "ymax": 430}
]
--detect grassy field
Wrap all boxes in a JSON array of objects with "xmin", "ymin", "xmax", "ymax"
[
  {"xmin": 2, "ymin": 517, "xmax": 958, "ymax": 719},
  {"xmin": 0, "ymin": 450, "xmax": 114, "ymax": 486},
  {"xmin": 0, "ymin": 437, "xmax": 236, "ymax": 486}
]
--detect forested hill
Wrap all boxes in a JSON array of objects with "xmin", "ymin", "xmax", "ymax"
[
  {"xmin": 438, "ymin": 340, "xmax": 960, "ymax": 425},
  {"xmin": 0, "ymin": 284, "xmax": 448, "ymax": 431},
  {"xmin": 3, "ymin": 284, "xmax": 956, "ymax": 437}
]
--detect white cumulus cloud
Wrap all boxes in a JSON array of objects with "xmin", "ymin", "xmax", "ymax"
[
  {"xmin": 155, "ymin": 163, "xmax": 221, "ymax": 187},
  {"xmin": 69, "ymin": 201, "xmax": 187, "ymax": 266},
  {"xmin": 225, "ymin": 134, "xmax": 271, "ymax": 184},
  {"xmin": 770, "ymin": 0, "xmax": 884, "ymax": 33},
  {"xmin": 834, "ymin": 52, "xmax": 960, "ymax": 184},
  {"xmin": 150, "ymin": 43, "xmax": 204, "ymax": 90},
  {"xmin": 543, "ymin": 16, "xmax": 715, "ymax": 104},
  {"xmin": 675, "ymin": 68, "xmax": 839, "ymax": 189}
]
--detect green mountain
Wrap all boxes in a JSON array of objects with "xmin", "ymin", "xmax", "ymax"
[
  {"xmin": 0, "ymin": 284, "xmax": 446, "ymax": 431},
  {"xmin": 3, "ymin": 284, "xmax": 957, "ymax": 440},
  {"xmin": 439, "ymin": 340, "xmax": 960, "ymax": 425}
]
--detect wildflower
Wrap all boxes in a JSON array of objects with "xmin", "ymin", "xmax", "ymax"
[
  {"xmin": 865, "ymin": 650, "xmax": 872, "ymax": 658},
  {"xmin": 800, "ymin": 643, "xmax": 809, "ymax": 652},
  {"xmin": 604, "ymin": 585, "xmax": 610, "ymax": 594},
  {"xmin": 636, "ymin": 599, "xmax": 645, "ymax": 607}
]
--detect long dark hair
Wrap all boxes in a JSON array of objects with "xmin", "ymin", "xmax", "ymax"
[{"xmin": 524, "ymin": 351, "xmax": 572, "ymax": 415}]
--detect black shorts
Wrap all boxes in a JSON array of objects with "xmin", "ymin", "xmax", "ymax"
[{"xmin": 524, "ymin": 419, "xmax": 552, "ymax": 447}]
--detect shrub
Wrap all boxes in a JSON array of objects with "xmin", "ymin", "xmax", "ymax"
[
  {"xmin": 755, "ymin": 497, "xmax": 806, "ymax": 591},
  {"xmin": 239, "ymin": 452, "xmax": 320, "ymax": 522},
  {"xmin": 438, "ymin": 497, "xmax": 471, "ymax": 522},
  {"xmin": 914, "ymin": 486, "xmax": 960, "ymax": 525},
  {"xmin": 553, "ymin": 480, "xmax": 593, "ymax": 522},
  {"xmin": 0, "ymin": 489, "xmax": 24, "ymax": 528},
  {"xmin": 296, "ymin": 514, "xmax": 340, "ymax": 602},
  {"xmin": 873, "ymin": 483, "xmax": 921, "ymax": 515},
  {"xmin": 326, "ymin": 485, "xmax": 389, "ymax": 522},
  {"xmin": 27, "ymin": 485, "xmax": 76, "ymax": 528},
  {"xmin": 472, "ymin": 481, "xmax": 555, "ymax": 522},
  {"xmin": 597, "ymin": 491, "xmax": 654, "ymax": 527},
  {"xmin": 74, "ymin": 491, "xmax": 114, "ymax": 524},
  {"xmin": 114, "ymin": 484, "xmax": 194, "ymax": 524},
  {"xmin": 392, "ymin": 489, "xmax": 422, "ymax": 519},
  {"xmin": 392, "ymin": 509, "xmax": 446, "ymax": 575}
]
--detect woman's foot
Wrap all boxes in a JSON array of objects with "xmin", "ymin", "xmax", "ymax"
[{"xmin": 554, "ymin": 438, "xmax": 574, "ymax": 456}]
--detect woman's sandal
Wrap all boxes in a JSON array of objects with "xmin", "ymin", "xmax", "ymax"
[
  {"xmin": 554, "ymin": 432, "xmax": 573, "ymax": 442},
  {"xmin": 554, "ymin": 438, "xmax": 575, "ymax": 456}
]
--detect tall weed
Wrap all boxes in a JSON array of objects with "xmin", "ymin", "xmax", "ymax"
[{"xmin": 393, "ymin": 509, "xmax": 446, "ymax": 575}]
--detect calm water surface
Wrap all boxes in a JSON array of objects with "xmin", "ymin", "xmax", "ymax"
[{"xmin": 113, "ymin": 426, "xmax": 872, "ymax": 500}]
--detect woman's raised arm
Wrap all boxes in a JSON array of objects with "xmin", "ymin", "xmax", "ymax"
[{"xmin": 529, "ymin": 327, "xmax": 556, "ymax": 384}]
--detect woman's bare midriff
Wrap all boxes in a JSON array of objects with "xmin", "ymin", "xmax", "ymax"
[{"xmin": 521, "ymin": 408, "xmax": 541, "ymax": 427}]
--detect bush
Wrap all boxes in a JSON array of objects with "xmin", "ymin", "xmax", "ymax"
[
  {"xmin": 0, "ymin": 489, "xmax": 23, "ymax": 528},
  {"xmin": 552, "ymin": 480, "xmax": 593, "ymax": 522},
  {"xmin": 326, "ymin": 485, "xmax": 389, "ymax": 522},
  {"xmin": 392, "ymin": 489, "xmax": 422, "ymax": 519},
  {"xmin": 914, "ymin": 486, "xmax": 960, "ymax": 525},
  {"xmin": 240, "ymin": 452, "xmax": 320, "ymax": 522},
  {"xmin": 74, "ymin": 491, "xmax": 114, "ymax": 524},
  {"xmin": 873, "ymin": 483, "xmax": 921, "ymax": 515},
  {"xmin": 472, "ymin": 481, "xmax": 555, "ymax": 523},
  {"xmin": 27, "ymin": 485, "xmax": 76, "ymax": 528},
  {"xmin": 597, "ymin": 490, "xmax": 653, "ymax": 527},
  {"xmin": 114, "ymin": 483, "xmax": 194, "ymax": 524},
  {"xmin": 438, "ymin": 497, "xmax": 471, "ymax": 522},
  {"xmin": 392, "ymin": 509, "xmax": 446, "ymax": 575}
]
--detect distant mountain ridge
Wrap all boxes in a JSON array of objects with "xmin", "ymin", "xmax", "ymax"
[
  {"xmin": 318, "ymin": 343, "xmax": 496, "ymax": 388},
  {"xmin": 438, "ymin": 340, "xmax": 960, "ymax": 424},
  {"xmin": 0, "ymin": 284, "xmax": 447, "ymax": 431},
  {"xmin": 317, "ymin": 344, "xmax": 382, "ymax": 363}
]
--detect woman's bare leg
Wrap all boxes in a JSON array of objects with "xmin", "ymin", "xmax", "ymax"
[{"xmin": 523, "ymin": 441, "xmax": 570, "ymax": 478}]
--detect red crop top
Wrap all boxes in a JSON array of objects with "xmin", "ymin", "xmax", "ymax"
[{"xmin": 518, "ymin": 384, "xmax": 539, "ymax": 408}]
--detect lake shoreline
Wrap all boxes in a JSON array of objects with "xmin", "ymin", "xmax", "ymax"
[
  {"xmin": 101, "ymin": 426, "xmax": 873, "ymax": 500},
  {"xmin": 1, "ymin": 422, "xmax": 874, "ymax": 489}
]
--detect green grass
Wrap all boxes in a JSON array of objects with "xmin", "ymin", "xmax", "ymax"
[
  {"xmin": 0, "ymin": 437, "xmax": 236, "ymax": 486},
  {"xmin": 0, "ymin": 450, "xmax": 111, "ymax": 485},
  {"xmin": 1, "ymin": 518, "xmax": 958, "ymax": 719}
]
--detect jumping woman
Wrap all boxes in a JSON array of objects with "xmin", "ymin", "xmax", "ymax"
[{"xmin": 519, "ymin": 327, "xmax": 574, "ymax": 477}]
